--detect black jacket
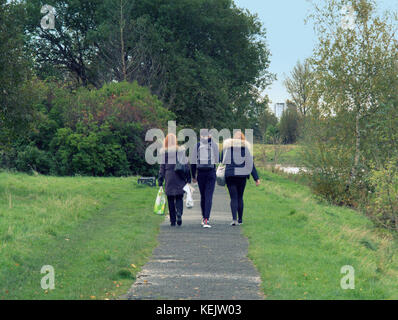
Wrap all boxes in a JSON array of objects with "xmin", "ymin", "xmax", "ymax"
[
  {"xmin": 190, "ymin": 137, "xmax": 220, "ymax": 178},
  {"xmin": 221, "ymin": 138, "xmax": 259, "ymax": 181},
  {"xmin": 158, "ymin": 146, "xmax": 191, "ymax": 196}
]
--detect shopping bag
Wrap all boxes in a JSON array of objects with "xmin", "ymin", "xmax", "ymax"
[
  {"xmin": 183, "ymin": 184, "xmax": 194, "ymax": 209},
  {"xmin": 216, "ymin": 164, "xmax": 226, "ymax": 186},
  {"xmin": 154, "ymin": 187, "xmax": 167, "ymax": 215}
]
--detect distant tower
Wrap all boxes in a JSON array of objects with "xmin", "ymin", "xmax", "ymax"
[{"xmin": 273, "ymin": 103, "xmax": 287, "ymax": 119}]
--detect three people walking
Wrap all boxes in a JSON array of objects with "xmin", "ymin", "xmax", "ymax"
[{"xmin": 158, "ymin": 131, "xmax": 259, "ymax": 228}]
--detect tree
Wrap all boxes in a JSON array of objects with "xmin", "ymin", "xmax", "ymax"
[
  {"xmin": 307, "ymin": 0, "xmax": 398, "ymax": 190},
  {"xmin": 284, "ymin": 59, "xmax": 313, "ymax": 117},
  {"xmin": 279, "ymin": 102, "xmax": 299, "ymax": 144},
  {"xmin": 0, "ymin": 0, "xmax": 36, "ymax": 146},
  {"xmin": 23, "ymin": 0, "xmax": 274, "ymax": 129}
]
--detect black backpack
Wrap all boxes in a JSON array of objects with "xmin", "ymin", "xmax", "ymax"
[{"xmin": 197, "ymin": 141, "xmax": 214, "ymax": 170}]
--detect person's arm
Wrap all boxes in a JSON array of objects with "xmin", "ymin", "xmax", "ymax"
[
  {"xmin": 190, "ymin": 143, "xmax": 198, "ymax": 182},
  {"xmin": 251, "ymin": 162, "xmax": 259, "ymax": 181},
  {"xmin": 247, "ymin": 148, "xmax": 260, "ymax": 185}
]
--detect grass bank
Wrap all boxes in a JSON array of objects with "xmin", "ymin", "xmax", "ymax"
[
  {"xmin": 0, "ymin": 171, "xmax": 163, "ymax": 300},
  {"xmin": 253, "ymin": 144, "xmax": 304, "ymax": 168},
  {"xmin": 243, "ymin": 170, "xmax": 398, "ymax": 300}
]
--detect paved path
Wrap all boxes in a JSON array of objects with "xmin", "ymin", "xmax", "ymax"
[{"xmin": 123, "ymin": 185, "xmax": 264, "ymax": 300}]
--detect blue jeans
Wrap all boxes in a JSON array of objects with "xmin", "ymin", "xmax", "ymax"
[{"xmin": 197, "ymin": 169, "xmax": 216, "ymax": 220}]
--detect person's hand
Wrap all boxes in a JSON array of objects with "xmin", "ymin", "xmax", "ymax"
[{"xmin": 255, "ymin": 180, "xmax": 261, "ymax": 187}]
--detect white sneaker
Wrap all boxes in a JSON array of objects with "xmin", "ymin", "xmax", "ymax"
[
  {"xmin": 203, "ymin": 219, "xmax": 211, "ymax": 228},
  {"xmin": 201, "ymin": 218, "xmax": 205, "ymax": 226},
  {"xmin": 231, "ymin": 220, "xmax": 238, "ymax": 226}
]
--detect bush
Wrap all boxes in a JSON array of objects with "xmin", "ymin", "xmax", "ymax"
[
  {"xmin": 14, "ymin": 145, "xmax": 53, "ymax": 174},
  {"xmin": 367, "ymin": 160, "xmax": 398, "ymax": 230},
  {"xmin": 1, "ymin": 80, "xmax": 174, "ymax": 177}
]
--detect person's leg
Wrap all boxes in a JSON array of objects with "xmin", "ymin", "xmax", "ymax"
[
  {"xmin": 204, "ymin": 171, "xmax": 216, "ymax": 221},
  {"xmin": 197, "ymin": 173, "xmax": 206, "ymax": 219},
  {"xmin": 167, "ymin": 195, "xmax": 176, "ymax": 226},
  {"xmin": 226, "ymin": 177, "xmax": 238, "ymax": 222},
  {"xmin": 236, "ymin": 178, "xmax": 247, "ymax": 223},
  {"xmin": 175, "ymin": 194, "xmax": 184, "ymax": 226}
]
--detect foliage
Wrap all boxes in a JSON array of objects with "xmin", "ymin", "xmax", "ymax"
[
  {"xmin": 1, "ymin": 81, "xmax": 174, "ymax": 176},
  {"xmin": 22, "ymin": 0, "xmax": 274, "ymax": 129},
  {"xmin": 279, "ymin": 103, "xmax": 299, "ymax": 144},
  {"xmin": 0, "ymin": 1, "xmax": 36, "ymax": 144},
  {"xmin": 302, "ymin": 0, "xmax": 398, "ymax": 206},
  {"xmin": 367, "ymin": 160, "xmax": 398, "ymax": 230},
  {"xmin": 284, "ymin": 59, "xmax": 314, "ymax": 117}
]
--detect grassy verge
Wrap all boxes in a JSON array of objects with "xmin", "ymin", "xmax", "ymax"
[
  {"xmin": 253, "ymin": 144, "xmax": 304, "ymax": 167},
  {"xmin": 243, "ymin": 170, "xmax": 398, "ymax": 300},
  {"xmin": 0, "ymin": 171, "xmax": 163, "ymax": 300}
]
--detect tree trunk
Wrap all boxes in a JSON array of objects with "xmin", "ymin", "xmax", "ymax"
[
  {"xmin": 349, "ymin": 110, "xmax": 361, "ymax": 187},
  {"xmin": 120, "ymin": 0, "xmax": 127, "ymax": 81}
]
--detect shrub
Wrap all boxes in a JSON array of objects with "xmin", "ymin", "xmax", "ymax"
[
  {"xmin": 1, "ymin": 80, "xmax": 174, "ymax": 177},
  {"xmin": 14, "ymin": 145, "xmax": 52, "ymax": 174},
  {"xmin": 367, "ymin": 160, "xmax": 398, "ymax": 230}
]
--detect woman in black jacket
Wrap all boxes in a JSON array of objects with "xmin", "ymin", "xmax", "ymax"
[
  {"xmin": 221, "ymin": 131, "xmax": 260, "ymax": 226},
  {"xmin": 158, "ymin": 134, "xmax": 191, "ymax": 226}
]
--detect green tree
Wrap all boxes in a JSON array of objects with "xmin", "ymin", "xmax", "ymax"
[
  {"xmin": 0, "ymin": 1, "xmax": 36, "ymax": 145},
  {"xmin": 307, "ymin": 0, "xmax": 398, "ymax": 190},
  {"xmin": 284, "ymin": 59, "xmax": 313, "ymax": 117},
  {"xmin": 279, "ymin": 102, "xmax": 299, "ymax": 144},
  {"xmin": 23, "ymin": 0, "xmax": 274, "ymax": 129}
]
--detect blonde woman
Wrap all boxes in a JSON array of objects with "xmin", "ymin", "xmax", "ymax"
[
  {"xmin": 221, "ymin": 131, "xmax": 260, "ymax": 226},
  {"xmin": 158, "ymin": 134, "xmax": 191, "ymax": 226}
]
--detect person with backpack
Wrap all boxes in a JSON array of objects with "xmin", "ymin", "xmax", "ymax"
[
  {"xmin": 191, "ymin": 135, "xmax": 219, "ymax": 228},
  {"xmin": 158, "ymin": 133, "xmax": 191, "ymax": 227},
  {"xmin": 221, "ymin": 131, "xmax": 260, "ymax": 226}
]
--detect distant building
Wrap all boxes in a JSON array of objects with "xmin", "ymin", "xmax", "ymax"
[{"xmin": 273, "ymin": 103, "xmax": 287, "ymax": 119}]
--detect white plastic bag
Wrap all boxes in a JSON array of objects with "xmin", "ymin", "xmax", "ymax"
[
  {"xmin": 216, "ymin": 164, "xmax": 226, "ymax": 186},
  {"xmin": 183, "ymin": 184, "xmax": 194, "ymax": 208}
]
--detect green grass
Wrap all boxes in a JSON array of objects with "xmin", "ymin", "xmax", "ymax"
[
  {"xmin": 0, "ymin": 171, "xmax": 163, "ymax": 300},
  {"xmin": 243, "ymin": 170, "xmax": 398, "ymax": 300},
  {"xmin": 253, "ymin": 144, "xmax": 304, "ymax": 167}
]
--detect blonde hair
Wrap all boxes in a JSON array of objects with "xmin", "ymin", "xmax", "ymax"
[
  {"xmin": 233, "ymin": 131, "xmax": 245, "ymax": 141},
  {"xmin": 164, "ymin": 133, "xmax": 178, "ymax": 149}
]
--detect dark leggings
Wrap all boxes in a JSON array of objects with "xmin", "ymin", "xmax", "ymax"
[
  {"xmin": 197, "ymin": 170, "xmax": 216, "ymax": 220},
  {"xmin": 167, "ymin": 195, "xmax": 183, "ymax": 224},
  {"xmin": 226, "ymin": 176, "xmax": 247, "ymax": 222}
]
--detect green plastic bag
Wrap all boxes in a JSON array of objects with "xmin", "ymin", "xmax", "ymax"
[{"xmin": 154, "ymin": 187, "xmax": 167, "ymax": 215}]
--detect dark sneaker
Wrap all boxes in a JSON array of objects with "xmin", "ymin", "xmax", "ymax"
[{"xmin": 176, "ymin": 212, "xmax": 182, "ymax": 226}]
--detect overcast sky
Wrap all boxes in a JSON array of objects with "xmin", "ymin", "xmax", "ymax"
[{"xmin": 233, "ymin": 0, "xmax": 398, "ymax": 105}]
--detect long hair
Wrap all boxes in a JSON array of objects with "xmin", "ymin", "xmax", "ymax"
[
  {"xmin": 164, "ymin": 133, "xmax": 178, "ymax": 149},
  {"xmin": 233, "ymin": 131, "xmax": 246, "ymax": 141}
]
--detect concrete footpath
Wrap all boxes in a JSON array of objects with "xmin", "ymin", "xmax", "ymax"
[{"xmin": 123, "ymin": 185, "xmax": 264, "ymax": 300}]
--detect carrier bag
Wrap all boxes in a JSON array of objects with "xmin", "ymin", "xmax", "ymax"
[{"xmin": 154, "ymin": 187, "xmax": 167, "ymax": 215}]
